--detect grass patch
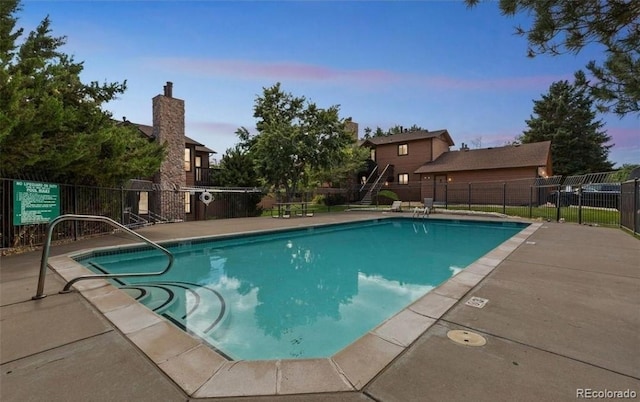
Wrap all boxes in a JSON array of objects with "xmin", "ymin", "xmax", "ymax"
[
  {"xmin": 261, "ymin": 203, "xmax": 350, "ymax": 217},
  {"xmin": 261, "ymin": 202, "xmax": 621, "ymax": 228},
  {"xmin": 445, "ymin": 204, "xmax": 620, "ymax": 226}
]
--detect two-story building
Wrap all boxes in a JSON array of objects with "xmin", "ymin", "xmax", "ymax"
[
  {"xmin": 359, "ymin": 129, "xmax": 454, "ymax": 201},
  {"xmin": 124, "ymin": 82, "xmax": 220, "ymax": 222},
  {"xmin": 359, "ymin": 129, "xmax": 552, "ymax": 204}
]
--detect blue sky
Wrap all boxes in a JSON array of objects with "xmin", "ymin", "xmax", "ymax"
[{"xmin": 18, "ymin": 1, "xmax": 639, "ymax": 166}]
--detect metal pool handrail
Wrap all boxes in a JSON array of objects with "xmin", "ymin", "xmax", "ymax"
[{"xmin": 33, "ymin": 214, "xmax": 174, "ymax": 300}]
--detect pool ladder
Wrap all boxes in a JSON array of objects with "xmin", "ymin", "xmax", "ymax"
[{"xmin": 33, "ymin": 214, "xmax": 174, "ymax": 300}]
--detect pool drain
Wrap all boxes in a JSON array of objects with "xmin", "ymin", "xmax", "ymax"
[{"xmin": 447, "ymin": 330, "xmax": 487, "ymax": 347}]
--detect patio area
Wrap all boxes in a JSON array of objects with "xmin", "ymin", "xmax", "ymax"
[{"xmin": 1, "ymin": 211, "xmax": 638, "ymax": 401}]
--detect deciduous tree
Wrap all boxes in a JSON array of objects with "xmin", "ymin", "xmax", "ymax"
[
  {"xmin": 310, "ymin": 144, "xmax": 370, "ymax": 189},
  {"xmin": 466, "ymin": 0, "xmax": 640, "ymax": 116},
  {"xmin": 237, "ymin": 83, "xmax": 355, "ymax": 202},
  {"xmin": 519, "ymin": 79, "xmax": 614, "ymax": 176}
]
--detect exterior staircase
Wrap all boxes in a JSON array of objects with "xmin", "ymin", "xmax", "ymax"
[{"xmin": 359, "ymin": 164, "xmax": 390, "ymax": 205}]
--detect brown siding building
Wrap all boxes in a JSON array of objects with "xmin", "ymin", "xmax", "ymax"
[
  {"xmin": 360, "ymin": 130, "xmax": 552, "ymax": 204},
  {"xmin": 360, "ymin": 130, "xmax": 455, "ymax": 200},
  {"xmin": 415, "ymin": 141, "xmax": 552, "ymax": 204}
]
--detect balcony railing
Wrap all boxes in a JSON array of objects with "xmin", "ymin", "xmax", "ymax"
[{"xmin": 194, "ymin": 167, "xmax": 221, "ymax": 186}]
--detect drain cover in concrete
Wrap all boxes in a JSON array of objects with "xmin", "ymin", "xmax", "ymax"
[
  {"xmin": 447, "ymin": 330, "xmax": 487, "ymax": 347},
  {"xmin": 465, "ymin": 296, "xmax": 489, "ymax": 308}
]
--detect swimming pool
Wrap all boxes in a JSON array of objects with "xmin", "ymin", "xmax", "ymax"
[{"xmin": 76, "ymin": 217, "xmax": 528, "ymax": 361}]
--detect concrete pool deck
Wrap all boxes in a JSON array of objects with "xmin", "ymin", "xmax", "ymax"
[{"xmin": 1, "ymin": 212, "xmax": 639, "ymax": 401}]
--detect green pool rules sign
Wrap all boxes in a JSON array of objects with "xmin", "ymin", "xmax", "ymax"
[{"xmin": 13, "ymin": 181, "xmax": 61, "ymax": 225}]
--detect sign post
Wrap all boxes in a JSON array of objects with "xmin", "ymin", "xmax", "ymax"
[{"xmin": 13, "ymin": 181, "xmax": 61, "ymax": 225}]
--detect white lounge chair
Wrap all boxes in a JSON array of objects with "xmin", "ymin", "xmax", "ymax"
[
  {"xmin": 412, "ymin": 198, "xmax": 433, "ymax": 218},
  {"xmin": 390, "ymin": 200, "xmax": 403, "ymax": 212}
]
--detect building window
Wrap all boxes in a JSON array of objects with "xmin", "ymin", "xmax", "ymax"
[
  {"xmin": 398, "ymin": 144, "xmax": 408, "ymax": 156},
  {"xmin": 184, "ymin": 192, "xmax": 191, "ymax": 214},
  {"xmin": 195, "ymin": 156, "xmax": 202, "ymax": 181},
  {"xmin": 184, "ymin": 148, "xmax": 191, "ymax": 171},
  {"xmin": 370, "ymin": 148, "xmax": 376, "ymax": 161},
  {"xmin": 398, "ymin": 173, "xmax": 409, "ymax": 185},
  {"xmin": 537, "ymin": 166, "xmax": 548, "ymax": 178},
  {"xmin": 138, "ymin": 192, "xmax": 149, "ymax": 214}
]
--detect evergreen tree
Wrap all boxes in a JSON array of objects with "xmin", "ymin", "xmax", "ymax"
[
  {"xmin": 519, "ymin": 78, "xmax": 614, "ymax": 176},
  {"xmin": 217, "ymin": 145, "xmax": 260, "ymax": 188},
  {"xmin": 216, "ymin": 145, "xmax": 263, "ymax": 216},
  {"xmin": 0, "ymin": 0, "xmax": 164, "ymax": 186},
  {"xmin": 466, "ymin": 0, "xmax": 640, "ymax": 116}
]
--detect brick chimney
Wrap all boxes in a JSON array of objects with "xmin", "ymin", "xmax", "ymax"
[{"xmin": 152, "ymin": 81, "xmax": 186, "ymax": 220}]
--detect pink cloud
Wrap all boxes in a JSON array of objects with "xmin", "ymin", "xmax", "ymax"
[
  {"xmin": 145, "ymin": 57, "xmax": 563, "ymax": 91},
  {"xmin": 606, "ymin": 127, "xmax": 640, "ymax": 149},
  {"xmin": 149, "ymin": 58, "xmax": 398, "ymax": 85}
]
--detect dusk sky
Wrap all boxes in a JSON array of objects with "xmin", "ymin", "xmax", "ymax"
[{"xmin": 18, "ymin": 1, "xmax": 639, "ymax": 167}]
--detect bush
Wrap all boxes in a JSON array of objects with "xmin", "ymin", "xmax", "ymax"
[
  {"xmin": 376, "ymin": 189, "xmax": 399, "ymax": 204},
  {"xmin": 324, "ymin": 193, "xmax": 346, "ymax": 206},
  {"xmin": 377, "ymin": 189, "xmax": 399, "ymax": 201}
]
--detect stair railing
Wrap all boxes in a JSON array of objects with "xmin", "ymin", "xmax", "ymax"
[
  {"xmin": 367, "ymin": 164, "xmax": 390, "ymax": 197},
  {"xmin": 359, "ymin": 165, "xmax": 379, "ymax": 192},
  {"xmin": 33, "ymin": 214, "xmax": 174, "ymax": 300}
]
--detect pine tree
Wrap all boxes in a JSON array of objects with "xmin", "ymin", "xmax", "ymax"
[
  {"xmin": 466, "ymin": 0, "xmax": 640, "ymax": 116},
  {"xmin": 0, "ymin": 0, "xmax": 164, "ymax": 186},
  {"xmin": 520, "ymin": 78, "xmax": 614, "ymax": 176}
]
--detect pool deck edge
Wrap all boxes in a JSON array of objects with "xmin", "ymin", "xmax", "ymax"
[
  {"xmin": 3, "ymin": 213, "xmax": 638, "ymax": 401},
  {"xmin": 42, "ymin": 218, "xmax": 542, "ymax": 398}
]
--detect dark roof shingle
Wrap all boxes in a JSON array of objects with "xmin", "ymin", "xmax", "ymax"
[
  {"xmin": 134, "ymin": 123, "xmax": 154, "ymax": 139},
  {"xmin": 121, "ymin": 121, "xmax": 217, "ymax": 154},
  {"xmin": 360, "ymin": 130, "xmax": 454, "ymax": 147},
  {"xmin": 414, "ymin": 141, "xmax": 551, "ymax": 174}
]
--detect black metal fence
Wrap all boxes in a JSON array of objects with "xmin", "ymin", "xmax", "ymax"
[
  {"xmin": 620, "ymin": 179, "xmax": 639, "ymax": 235},
  {"xmin": 3, "ymin": 172, "xmax": 636, "ymax": 252},
  {"xmin": 1, "ymin": 178, "xmax": 263, "ymax": 251},
  {"xmin": 334, "ymin": 171, "xmax": 635, "ymax": 231}
]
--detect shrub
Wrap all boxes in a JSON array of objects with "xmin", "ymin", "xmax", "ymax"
[{"xmin": 324, "ymin": 193, "xmax": 346, "ymax": 206}]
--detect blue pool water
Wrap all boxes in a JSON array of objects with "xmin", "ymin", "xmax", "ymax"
[{"xmin": 77, "ymin": 218, "xmax": 527, "ymax": 360}]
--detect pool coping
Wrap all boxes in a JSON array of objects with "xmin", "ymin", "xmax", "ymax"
[{"xmin": 47, "ymin": 218, "xmax": 542, "ymax": 398}]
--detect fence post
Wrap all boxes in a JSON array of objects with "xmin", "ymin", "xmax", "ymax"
[
  {"xmin": 577, "ymin": 185, "xmax": 583, "ymax": 225},
  {"xmin": 502, "ymin": 183, "xmax": 506, "ymax": 215},
  {"xmin": 73, "ymin": 185, "xmax": 78, "ymax": 241},
  {"xmin": 633, "ymin": 179, "xmax": 640, "ymax": 235},
  {"xmin": 556, "ymin": 184, "xmax": 561, "ymax": 222},
  {"xmin": 529, "ymin": 186, "xmax": 533, "ymax": 219},
  {"xmin": 468, "ymin": 183, "xmax": 471, "ymax": 210},
  {"xmin": 120, "ymin": 187, "xmax": 125, "ymax": 224},
  {"xmin": 444, "ymin": 183, "xmax": 448, "ymax": 209}
]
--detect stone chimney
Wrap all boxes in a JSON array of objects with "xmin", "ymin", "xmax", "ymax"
[
  {"xmin": 152, "ymin": 81, "xmax": 186, "ymax": 221},
  {"xmin": 345, "ymin": 120, "xmax": 359, "ymax": 141}
]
